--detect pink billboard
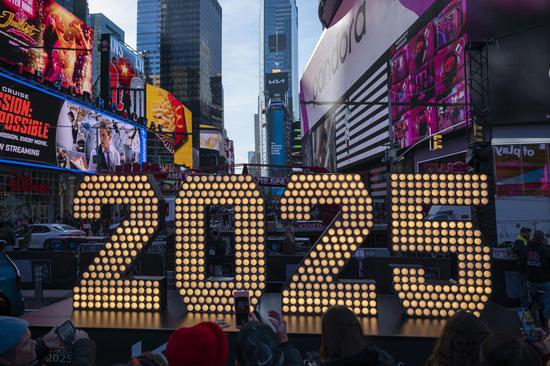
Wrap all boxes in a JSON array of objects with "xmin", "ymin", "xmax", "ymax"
[{"xmin": 389, "ymin": 0, "xmax": 468, "ymax": 149}]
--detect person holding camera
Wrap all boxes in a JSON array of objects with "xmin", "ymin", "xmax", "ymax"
[{"xmin": 0, "ymin": 316, "xmax": 96, "ymax": 366}]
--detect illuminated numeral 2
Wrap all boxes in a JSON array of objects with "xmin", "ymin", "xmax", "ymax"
[
  {"xmin": 72, "ymin": 174, "xmax": 165, "ymax": 311},
  {"xmin": 280, "ymin": 174, "xmax": 377, "ymax": 316}
]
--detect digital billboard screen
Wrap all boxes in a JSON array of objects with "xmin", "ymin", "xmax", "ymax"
[
  {"xmin": 146, "ymin": 84, "xmax": 193, "ymax": 167},
  {"xmin": 390, "ymin": 0, "xmax": 468, "ymax": 149},
  {"xmin": 100, "ymin": 34, "xmax": 145, "ymax": 118},
  {"xmin": 0, "ymin": 72, "xmax": 145, "ymax": 173},
  {"xmin": 0, "ymin": 0, "xmax": 94, "ymax": 95}
]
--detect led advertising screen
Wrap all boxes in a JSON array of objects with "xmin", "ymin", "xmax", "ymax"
[
  {"xmin": 267, "ymin": 104, "xmax": 287, "ymax": 167},
  {"xmin": 146, "ymin": 84, "xmax": 193, "ymax": 167},
  {"xmin": 100, "ymin": 34, "xmax": 145, "ymax": 118},
  {"xmin": 390, "ymin": 0, "xmax": 467, "ymax": 149},
  {"xmin": 0, "ymin": 72, "xmax": 145, "ymax": 172},
  {"xmin": 0, "ymin": 0, "xmax": 94, "ymax": 94},
  {"xmin": 199, "ymin": 130, "xmax": 222, "ymax": 151}
]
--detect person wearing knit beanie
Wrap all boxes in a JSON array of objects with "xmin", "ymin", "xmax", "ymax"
[
  {"xmin": 165, "ymin": 322, "xmax": 228, "ymax": 366},
  {"xmin": 0, "ymin": 316, "xmax": 96, "ymax": 366},
  {"xmin": 0, "ymin": 316, "xmax": 34, "ymax": 366}
]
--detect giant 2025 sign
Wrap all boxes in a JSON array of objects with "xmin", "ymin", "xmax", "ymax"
[{"xmin": 72, "ymin": 173, "xmax": 491, "ymax": 319}]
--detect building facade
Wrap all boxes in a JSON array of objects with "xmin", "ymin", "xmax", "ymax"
[
  {"xmin": 258, "ymin": 0, "xmax": 298, "ymax": 173},
  {"xmin": 161, "ymin": 0, "xmax": 224, "ymax": 168},
  {"xmin": 137, "ymin": 0, "xmax": 162, "ymax": 86},
  {"xmin": 89, "ymin": 13, "xmax": 125, "ymax": 99},
  {"xmin": 57, "ymin": 0, "xmax": 89, "ymax": 23}
]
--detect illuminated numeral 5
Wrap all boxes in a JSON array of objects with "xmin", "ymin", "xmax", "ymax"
[
  {"xmin": 390, "ymin": 174, "xmax": 492, "ymax": 318},
  {"xmin": 280, "ymin": 174, "xmax": 377, "ymax": 316},
  {"xmin": 175, "ymin": 175, "xmax": 266, "ymax": 313},
  {"xmin": 72, "ymin": 174, "xmax": 165, "ymax": 311}
]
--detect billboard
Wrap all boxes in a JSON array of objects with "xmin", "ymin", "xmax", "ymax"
[
  {"xmin": 224, "ymin": 138, "xmax": 234, "ymax": 174},
  {"xmin": 267, "ymin": 104, "xmax": 287, "ymax": 167},
  {"xmin": 199, "ymin": 130, "xmax": 222, "ymax": 151},
  {"xmin": 265, "ymin": 72, "xmax": 289, "ymax": 95},
  {"xmin": 146, "ymin": 84, "xmax": 193, "ymax": 167},
  {"xmin": 100, "ymin": 34, "xmax": 145, "ymax": 118},
  {"xmin": 0, "ymin": 0, "xmax": 94, "ymax": 94},
  {"xmin": 0, "ymin": 72, "xmax": 145, "ymax": 172},
  {"xmin": 390, "ymin": 0, "xmax": 468, "ymax": 149},
  {"xmin": 299, "ymin": 0, "xmax": 438, "ymax": 134}
]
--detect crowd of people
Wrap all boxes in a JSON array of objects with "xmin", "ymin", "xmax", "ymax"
[{"xmin": 0, "ymin": 305, "xmax": 548, "ymax": 366}]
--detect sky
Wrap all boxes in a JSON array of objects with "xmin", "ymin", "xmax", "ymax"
[{"xmin": 88, "ymin": 0, "xmax": 323, "ymax": 165}]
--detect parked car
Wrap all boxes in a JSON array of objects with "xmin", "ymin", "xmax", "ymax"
[
  {"xmin": 15, "ymin": 224, "xmax": 85, "ymax": 250},
  {"xmin": 0, "ymin": 240, "xmax": 24, "ymax": 315}
]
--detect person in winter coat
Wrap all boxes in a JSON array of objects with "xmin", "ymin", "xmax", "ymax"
[
  {"xmin": 235, "ymin": 311, "xmax": 303, "ymax": 366},
  {"xmin": 0, "ymin": 316, "xmax": 95, "ymax": 366},
  {"xmin": 425, "ymin": 311, "xmax": 490, "ymax": 366},
  {"xmin": 519, "ymin": 230, "xmax": 550, "ymax": 323},
  {"xmin": 319, "ymin": 306, "xmax": 395, "ymax": 366}
]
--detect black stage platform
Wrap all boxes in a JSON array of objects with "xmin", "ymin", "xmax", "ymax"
[{"xmin": 23, "ymin": 292, "xmax": 520, "ymax": 365}]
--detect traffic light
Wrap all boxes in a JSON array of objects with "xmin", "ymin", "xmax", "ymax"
[{"xmin": 430, "ymin": 134, "xmax": 443, "ymax": 151}]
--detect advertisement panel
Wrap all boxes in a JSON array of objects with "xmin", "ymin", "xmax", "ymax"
[
  {"xmin": 494, "ymin": 144, "xmax": 550, "ymax": 197},
  {"xmin": 299, "ymin": 0, "xmax": 437, "ymax": 134},
  {"xmin": 267, "ymin": 104, "xmax": 287, "ymax": 167},
  {"xmin": 199, "ymin": 130, "xmax": 222, "ymax": 151},
  {"xmin": 390, "ymin": 0, "xmax": 468, "ymax": 149},
  {"xmin": 146, "ymin": 84, "xmax": 192, "ymax": 167},
  {"xmin": 0, "ymin": 0, "xmax": 94, "ymax": 94},
  {"xmin": 0, "ymin": 72, "xmax": 145, "ymax": 172},
  {"xmin": 100, "ymin": 34, "xmax": 145, "ymax": 118},
  {"xmin": 224, "ymin": 138, "xmax": 234, "ymax": 174},
  {"xmin": 265, "ymin": 72, "xmax": 289, "ymax": 96}
]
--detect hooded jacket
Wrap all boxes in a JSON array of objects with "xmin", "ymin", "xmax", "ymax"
[
  {"xmin": 519, "ymin": 240, "xmax": 550, "ymax": 283},
  {"xmin": 321, "ymin": 344, "xmax": 395, "ymax": 366}
]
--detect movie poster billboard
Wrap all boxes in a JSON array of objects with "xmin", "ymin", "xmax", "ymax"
[
  {"xmin": 146, "ymin": 84, "xmax": 193, "ymax": 167},
  {"xmin": 100, "ymin": 34, "xmax": 145, "ymax": 118},
  {"xmin": 0, "ymin": 73, "xmax": 145, "ymax": 172},
  {"xmin": 0, "ymin": 0, "xmax": 94, "ymax": 94},
  {"xmin": 55, "ymin": 101, "xmax": 144, "ymax": 173},
  {"xmin": 389, "ymin": 0, "xmax": 467, "ymax": 149}
]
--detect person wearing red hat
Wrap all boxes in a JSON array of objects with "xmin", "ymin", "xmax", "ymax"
[{"xmin": 165, "ymin": 322, "xmax": 228, "ymax": 366}]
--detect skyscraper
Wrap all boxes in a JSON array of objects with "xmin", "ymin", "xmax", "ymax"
[
  {"xmin": 161, "ymin": 0, "xmax": 224, "ymax": 168},
  {"xmin": 89, "ymin": 14, "xmax": 125, "ymax": 97},
  {"xmin": 57, "ymin": 0, "xmax": 89, "ymax": 23},
  {"xmin": 137, "ymin": 0, "xmax": 161, "ymax": 86},
  {"xmin": 259, "ymin": 0, "xmax": 298, "ymax": 173}
]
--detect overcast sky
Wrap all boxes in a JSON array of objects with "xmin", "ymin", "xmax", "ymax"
[{"xmin": 88, "ymin": 0, "xmax": 322, "ymax": 165}]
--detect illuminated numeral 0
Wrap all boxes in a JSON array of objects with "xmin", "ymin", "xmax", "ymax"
[
  {"xmin": 175, "ymin": 175, "xmax": 266, "ymax": 313},
  {"xmin": 390, "ymin": 174, "xmax": 492, "ymax": 318},
  {"xmin": 280, "ymin": 174, "xmax": 377, "ymax": 316},
  {"xmin": 72, "ymin": 175, "xmax": 165, "ymax": 311}
]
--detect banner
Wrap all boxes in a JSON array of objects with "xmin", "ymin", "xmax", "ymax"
[
  {"xmin": 0, "ymin": 73, "xmax": 145, "ymax": 172},
  {"xmin": 0, "ymin": 0, "xmax": 94, "ymax": 94},
  {"xmin": 145, "ymin": 84, "xmax": 193, "ymax": 167},
  {"xmin": 100, "ymin": 34, "xmax": 145, "ymax": 118}
]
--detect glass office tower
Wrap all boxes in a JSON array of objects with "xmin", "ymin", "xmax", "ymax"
[
  {"xmin": 137, "ymin": 0, "xmax": 162, "ymax": 86},
  {"xmin": 258, "ymin": 0, "xmax": 298, "ymax": 172}
]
